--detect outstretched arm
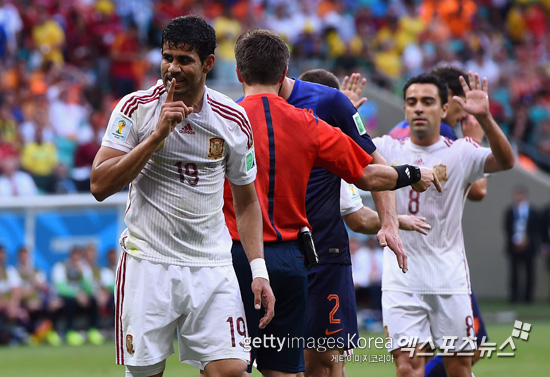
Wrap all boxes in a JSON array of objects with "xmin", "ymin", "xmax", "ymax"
[
  {"xmin": 354, "ymin": 163, "xmax": 442, "ymax": 193},
  {"xmin": 230, "ymin": 181, "xmax": 275, "ymax": 329},
  {"xmin": 368, "ymin": 151, "xmax": 405, "ymax": 272},
  {"xmin": 462, "ymin": 114, "xmax": 488, "ymax": 201},
  {"xmin": 344, "ymin": 206, "xmax": 431, "ymax": 235},
  {"xmin": 454, "ymin": 72, "xmax": 515, "ymax": 173}
]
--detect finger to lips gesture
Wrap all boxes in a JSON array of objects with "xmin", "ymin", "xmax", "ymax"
[
  {"xmin": 454, "ymin": 71, "xmax": 489, "ymax": 118},
  {"xmin": 158, "ymin": 78, "xmax": 193, "ymax": 139}
]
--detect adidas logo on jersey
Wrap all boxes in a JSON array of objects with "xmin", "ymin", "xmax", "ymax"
[{"xmin": 180, "ymin": 124, "xmax": 195, "ymax": 134}]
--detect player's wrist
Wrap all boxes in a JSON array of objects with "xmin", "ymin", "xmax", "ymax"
[
  {"xmin": 392, "ymin": 164, "xmax": 421, "ymax": 190},
  {"xmin": 250, "ymin": 258, "xmax": 269, "ymax": 282}
]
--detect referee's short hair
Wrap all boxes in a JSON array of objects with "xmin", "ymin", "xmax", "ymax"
[{"xmin": 235, "ymin": 29, "xmax": 289, "ymax": 86}]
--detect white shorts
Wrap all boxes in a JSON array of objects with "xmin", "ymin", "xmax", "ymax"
[
  {"xmin": 382, "ymin": 291, "xmax": 476, "ymax": 353},
  {"xmin": 115, "ymin": 252, "xmax": 250, "ymax": 370}
]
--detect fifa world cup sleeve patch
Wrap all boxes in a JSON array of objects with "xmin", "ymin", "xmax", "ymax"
[
  {"xmin": 345, "ymin": 183, "xmax": 361, "ymax": 203},
  {"xmin": 246, "ymin": 148, "xmax": 256, "ymax": 172},
  {"xmin": 108, "ymin": 116, "xmax": 133, "ymax": 142},
  {"xmin": 353, "ymin": 113, "xmax": 367, "ymax": 135}
]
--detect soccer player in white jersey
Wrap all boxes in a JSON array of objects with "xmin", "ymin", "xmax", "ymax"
[
  {"xmin": 90, "ymin": 16, "xmax": 274, "ymax": 377},
  {"xmin": 373, "ymin": 72, "xmax": 514, "ymax": 377}
]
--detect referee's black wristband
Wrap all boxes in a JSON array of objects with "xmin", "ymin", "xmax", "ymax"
[{"xmin": 392, "ymin": 164, "xmax": 421, "ymax": 190}]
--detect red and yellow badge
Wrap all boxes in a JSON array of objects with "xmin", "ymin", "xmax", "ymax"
[
  {"xmin": 432, "ymin": 163, "xmax": 448, "ymax": 183},
  {"xmin": 126, "ymin": 334, "xmax": 135, "ymax": 355},
  {"xmin": 208, "ymin": 137, "xmax": 225, "ymax": 160},
  {"xmin": 384, "ymin": 325, "xmax": 390, "ymax": 340}
]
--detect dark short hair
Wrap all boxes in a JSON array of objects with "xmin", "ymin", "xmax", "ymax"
[
  {"xmin": 299, "ymin": 69, "xmax": 340, "ymax": 89},
  {"xmin": 234, "ymin": 29, "xmax": 289, "ymax": 85},
  {"xmin": 430, "ymin": 65, "xmax": 469, "ymax": 97},
  {"xmin": 161, "ymin": 15, "xmax": 216, "ymax": 63},
  {"xmin": 403, "ymin": 73, "xmax": 448, "ymax": 105}
]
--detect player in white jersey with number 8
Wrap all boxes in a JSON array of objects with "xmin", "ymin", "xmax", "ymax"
[
  {"xmin": 373, "ymin": 72, "xmax": 514, "ymax": 377},
  {"xmin": 91, "ymin": 15, "xmax": 274, "ymax": 377}
]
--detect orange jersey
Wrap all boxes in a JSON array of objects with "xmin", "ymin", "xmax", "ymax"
[{"xmin": 224, "ymin": 93, "xmax": 372, "ymax": 242}]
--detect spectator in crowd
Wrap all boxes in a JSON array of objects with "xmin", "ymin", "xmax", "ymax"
[
  {"xmin": 48, "ymin": 84, "xmax": 92, "ymax": 170},
  {"xmin": 0, "ymin": 0, "xmax": 548, "ymax": 186},
  {"xmin": 109, "ymin": 22, "xmax": 142, "ymax": 99},
  {"xmin": 82, "ymin": 243, "xmax": 112, "ymax": 330},
  {"xmin": 0, "ymin": 151, "xmax": 38, "ymax": 197},
  {"xmin": 51, "ymin": 246, "xmax": 104, "ymax": 345},
  {"xmin": 49, "ymin": 163, "xmax": 78, "ymax": 194},
  {"xmin": 72, "ymin": 110, "xmax": 105, "ymax": 192},
  {"xmin": 0, "ymin": 0, "xmax": 23, "ymax": 60},
  {"xmin": 19, "ymin": 106, "xmax": 56, "ymax": 146},
  {"xmin": 99, "ymin": 247, "xmax": 117, "ymax": 327},
  {"xmin": 15, "ymin": 245, "xmax": 63, "ymax": 346},
  {"xmin": 212, "ymin": 5, "xmax": 241, "ymax": 84},
  {"xmin": 504, "ymin": 186, "xmax": 539, "ymax": 303},
  {"xmin": 0, "ymin": 244, "xmax": 23, "ymax": 344},
  {"xmin": 20, "ymin": 126, "xmax": 58, "ymax": 193},
  {"xmin": 31, "ymin": 5, "xmax": 66, "ymax": 67}
]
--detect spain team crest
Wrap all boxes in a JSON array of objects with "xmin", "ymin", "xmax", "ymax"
[
  {"xmin": 126, "ymin": 334, "xmax": 135, "ymax": 355},
  {"xmin": 208, "ymin": 137, "xmax": 225, "ymax": 159},
  {"xmin": 432, "ymin": 163, "xmax": 448, "ymax": 183}
]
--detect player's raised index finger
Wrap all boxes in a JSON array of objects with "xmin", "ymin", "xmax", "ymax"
[
  {"xmin": 433, "ymin": 173, "xmax": 442, "ymax": 193},
  {"xmin": 165, "ymin": 78, "xmax": 175, "ymax": 102}
]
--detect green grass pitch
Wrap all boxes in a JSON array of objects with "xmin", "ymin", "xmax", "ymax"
[{"xmin": 1, "ymin": 322, "xmax": 549, "ymax": 376}]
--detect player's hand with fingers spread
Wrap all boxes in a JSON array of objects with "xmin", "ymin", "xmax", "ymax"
[
  {"xmin": 454, "ymin": 71, "xmax": 490, "ymax": 119},
  {"xmin": 341, "ymin": 73, "xmax": 368, "ymax": 109},
  {"xmin": 154, "ymin": 78, "xmax": 193, "ymax": 141},
  {"xmin": 412, "ymin": 167, "xmax": 442, "ymax": 193},
  {"xmin": 398, "ymin": 215, "xmax": 431, "ymax": 235},
  {"xmin": 377, "ymin": 227, "xmax": 408, "ymax": 273},
  {"xmin": 251, "ymin": 277, "xmax": 275, "ymax": 329}
]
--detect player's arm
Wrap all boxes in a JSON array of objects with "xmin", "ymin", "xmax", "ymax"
[
  {"xmin": 355, "ymin": 163, "xmax": 441, "ymax": 193},
  {"xmin": 462, "ymin": 113, "xmax": 488, "ymax": 201},
  {"xmin": 317, "ymin": 122, "xmax": 439, "ymax": 273},
  {"xmin": 229, "ymin": 181, "xmax": 275, "ymax": 329},
  {"xmin": 91, "ymin": 79, "xmax": 191, "ymax": 201},
  {"xmin": 340, "ymin": 181, "xmax": 430, "ymax": 234},
  {"xmin": 367, "ymin": 151, "xmax": 403, "ymax": 271},
  {"xmin": 344, "ymin": 207, "xmax": 431, "ymax": 235},
  {"xmin": 454, "ymin": 72, "xmax": 515, "ymax": 173},
  {"xmin": 465, "ymin": 179, "xmax": 487, "ymax": 201}
]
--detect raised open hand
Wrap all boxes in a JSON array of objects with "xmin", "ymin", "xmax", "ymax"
[
  {"xmin": 453, "ymin": 71, "xmax": 490, "ymax": 119},
  {"xmin": 341, "ymin": 73, "xmax": 368, "ymax": 109}
]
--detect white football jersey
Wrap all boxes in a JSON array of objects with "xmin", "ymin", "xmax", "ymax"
[
  {"xmin": 340, "ymin": 180, "xmax": 364, "ymax": 216},
  {"xmin": 102, "ymin": 81, "xmax": 256, "ymax": 267},
  {"xmin": 373, "ymin": 135, "xmax": 490, "ymax": 294}
]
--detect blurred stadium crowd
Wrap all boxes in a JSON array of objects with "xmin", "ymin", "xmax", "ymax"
[
  {"xmin": 0, "ymin": 0, "xmax": 549, "ymax": 196},
  {"xmin": 1, "ymin": 0, "xmax": 550, "ymax": 344},
  {"xmin": 1, "ymin": 242, "xmax": 116, "ymax": 346}
]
